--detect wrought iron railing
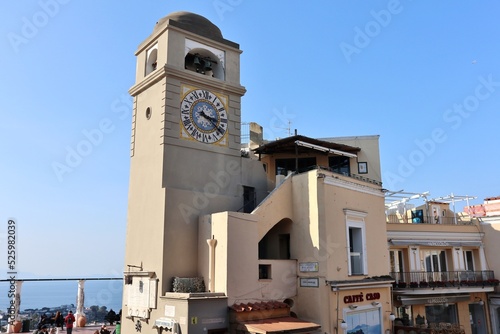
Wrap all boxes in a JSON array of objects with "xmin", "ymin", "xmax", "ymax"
[{"xmin": 389, "ymin": 270, "xmax": 498, "ymax": 289}]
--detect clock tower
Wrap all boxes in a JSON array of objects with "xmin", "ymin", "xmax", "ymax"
[{"xmin": 122, "ymin": 12, "xmax": 250, "ymax": 332}]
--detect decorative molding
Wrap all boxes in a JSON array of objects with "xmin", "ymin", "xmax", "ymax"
[
  {"xmin": 387, "ymin": 231, "xmax": 484, "ymax": 241},
  {"xmin": 343, "ymin": 209, "xmax": 368, "ymax": 219},
  {"xmin": 129, "ymin": 66, "xmax": 166, "ymax": 96},
  {"xmin": 323, "ymin": 176, "xmax": 383, "ymax": 197}
]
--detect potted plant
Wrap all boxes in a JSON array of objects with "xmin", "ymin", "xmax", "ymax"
[{"xmin": 488, "ymin": 279, "xmax": 500, "ymax": 286}]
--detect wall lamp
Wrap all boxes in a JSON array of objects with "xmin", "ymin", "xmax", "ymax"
[
  {"xmin": 371, "ymin": 301, "xmax": 380, "ymax": 306},
  {"xmin": 389, "ymin": 313, "xmax": 396, "ymax": 334},
  {"xmin": 475, "ymin": 297, "xmax": 484, "ymax": 306},
  {"xmin": 335, "ymin": 319, "xmax": 348, "ymax": 333},
  {"xmin": 349, "ymin": 305, "xmax": 358, "ymax": 310}
]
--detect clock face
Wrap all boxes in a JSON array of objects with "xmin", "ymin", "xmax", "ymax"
[{"xmin": 180, "ymin": 88, "xmax": 228, "ymax": 145}]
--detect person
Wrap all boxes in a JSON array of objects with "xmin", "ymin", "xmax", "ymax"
[
  {"xmin": 54, "ymin": 311, "xmax": 64, "ymax": 330},
  {"xmin": 100, "ymin": 325, "xmax": 111, "ymax": 334},
  {"xmin": 37, "ymin": 325, "xmax": 49, "ymax": 334},
  {"xmin": 64, "ymin": 310, "xmax": 75, "ymax": 334},
  {"xmin": 38, "ymin": 315, "xmax": 48, "ymax": 330}
]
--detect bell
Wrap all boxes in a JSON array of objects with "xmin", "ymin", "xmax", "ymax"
[
  {"xmin": 203, "ymin": 60, "xmax": 212, "ymax": 72},
  {"xmin": 193, "ymin": 55, "xmax": 201, "ymax": 72}
]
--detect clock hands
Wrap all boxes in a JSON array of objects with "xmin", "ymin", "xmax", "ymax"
[{"xmin": 199, "ymin": 110, "xmax": 224, "ymax": 135}]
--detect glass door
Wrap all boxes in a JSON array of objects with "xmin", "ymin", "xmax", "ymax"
[{"xmin": 469, "ymin": 303, "xmax": 487, "ymax": 334}]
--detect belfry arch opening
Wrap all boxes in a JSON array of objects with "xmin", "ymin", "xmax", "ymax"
[{"xmin": 185, "ymin": 48, "xmax": 224, "ymax": 80}]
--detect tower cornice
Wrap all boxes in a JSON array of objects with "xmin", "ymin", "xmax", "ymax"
[
  {"xmin": 129, "ymin": 64, "xmax": 246, "ymax": 97},
  {"xmin": 135, "ymin": 23, "xmax": 241, "ymax": 56}
]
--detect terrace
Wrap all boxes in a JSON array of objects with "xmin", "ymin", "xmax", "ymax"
[{"xmin": 385, "ymin": 191, "xmax": 478, "ymax": 225}]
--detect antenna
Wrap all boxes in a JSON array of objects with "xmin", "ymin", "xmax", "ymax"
[{"xmin": 276, "ymin": 120, "xmax": 292, "ymax": 137}]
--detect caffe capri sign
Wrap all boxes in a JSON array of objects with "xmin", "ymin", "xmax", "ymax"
[{"xmin": 344, "ymin": 292, "xmax": 380, "ymax": 304}]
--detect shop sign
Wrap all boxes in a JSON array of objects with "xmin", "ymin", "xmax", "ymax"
[
  {"xmin": 344, "ymin": 292, "xmax": 380, "ymax": 304},
  {"xmin": 398, "ymin": 294, "xmax": 470, "ymax": 305},
  {"xmin": 300, "ymin": 278, "xmax": 319, "ymax": 287}
]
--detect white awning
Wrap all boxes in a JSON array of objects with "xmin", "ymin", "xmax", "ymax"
[
  {"xmin": 294, "ymin": 140, "xmax": 357, "ymax": 158},
  {"xmin": 154, "ymin": 318, "xmax": 178, "ymax": 332}
]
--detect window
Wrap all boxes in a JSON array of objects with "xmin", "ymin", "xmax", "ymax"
[
  {"xmin": 329, "ymin": 156, "xmax": 350, "ymax": 175},
  {"xmin": 242, "ymin": 186, "xmax": 256, "ymax": 213},
  {"xmin": 345, "ymin": 210, "xmax": 368, "ymax": 276},
  {"xmin": 145, "ymin": 44, "xmax": 158, "ymax": 76},
  {"xmin": 390, "ymin": 250, "xmax": 405, "ymax": 281},
  {"xmin": 411, "ymin": 210, "xmax": 424, "ymax": 223},
  {"xmin": 344, "ymin": 307, "xmax": 382, "ymax": 333},
  {"xmin": 259, "ymin": 264, "xmax": 271, "ymax": 279},
  {"xmin": 349, "ymin": 226, "xmax": 364, "ymax": 274},
  {"xmin": 425, "ymin": 304, "xmax": 458, "ymax": 325},
  {"xmin": 276, "ymin": 157, "xmax": 316, "ymax": 175},
  {"xmin": 422, "ymin": 249, "xmax": 447, "ymax": 281},
  {"xmin": 464, "ymin": 250, "xmax": 474, "ymax": 271}
]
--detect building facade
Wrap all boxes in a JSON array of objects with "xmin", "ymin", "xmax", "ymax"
[
  {"xmin": 387, "ymin": 194, "xmax": 497, "ymax": 334},
  {"xmin": 466, "ymin": 197, "xmax": 500, "ymax": 334},
  {"xmin": 122, "ymin": 11, "xmax": 393, "ymax": 334}
]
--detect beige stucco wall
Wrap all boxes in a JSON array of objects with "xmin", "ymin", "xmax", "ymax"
[
  {"xmin": 122, "ymin": 14, "xmax": 261, "ymax": 334},
  {"xmin": 323, "ymin": 135, "xmax": 382, "ymax": 182},
  {"xmin": 198, "ymin": 211, "xmax": 298, "ymax": 305},
  {"xmin": 197, "ymin": 167, "xmax": 389, "ymax": 331},
  {"xmin": 480, "ymin": 218, "xmax": 500, "ymax": 279},
  {"xmin": 124, "ymin": 74, "xmax": 167, "ymax": 286}
]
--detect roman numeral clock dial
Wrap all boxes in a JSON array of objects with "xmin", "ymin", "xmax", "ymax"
[{"xmin": 180, "ymin": 87, "xmax": 228, "ymax": 146}]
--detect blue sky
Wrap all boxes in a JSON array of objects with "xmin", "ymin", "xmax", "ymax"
[{"xmin": 1, "ymin": 1, "xmax": 499, "ymax": 277}]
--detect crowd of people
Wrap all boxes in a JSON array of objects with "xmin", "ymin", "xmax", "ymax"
[
  {"xmin": 35, "ymin": 310, "xmax": 73, "ymax": 334},
  {"xmin": 34, "ymin": 310, "xmax": 113, "ymax": 334}
]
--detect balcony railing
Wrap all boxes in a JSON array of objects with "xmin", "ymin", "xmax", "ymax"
[
  {"xmin": 389, "ymin": 270, "xmax": 498, "ymax": 289},
  {"xmin": 386, "ymin": 213, "xmax": 476, "ymax": 225}
]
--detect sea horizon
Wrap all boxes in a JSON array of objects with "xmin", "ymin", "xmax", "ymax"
[{"xmin": 0, "ymin": 280, "xmax": 123, "ymax": 312}]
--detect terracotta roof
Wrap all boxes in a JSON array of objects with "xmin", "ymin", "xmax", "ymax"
[{"xmin": 230, "ymin": 301, "xmax": 289, "ymax": 312}]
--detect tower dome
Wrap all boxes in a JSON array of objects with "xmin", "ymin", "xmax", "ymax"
[{"xmin": 154, "ymin": 11, "xmax": 223, "ymax": 41}]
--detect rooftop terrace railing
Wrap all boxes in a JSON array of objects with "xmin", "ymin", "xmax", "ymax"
[
  {"xmin": 386, "ymin": 213, "xmax": 477, "ymax": 225},
  {"xmin": 311, "ymin": 165, "xmax": 383, "ymax": 186}
]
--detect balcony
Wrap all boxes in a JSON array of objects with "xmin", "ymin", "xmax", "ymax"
[{"xmin": 389, "ymin": 270, "xmax": 498, "ymax": 289}]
